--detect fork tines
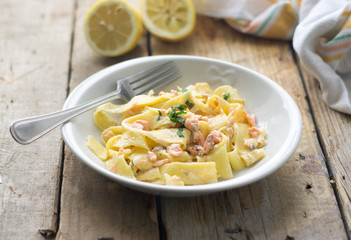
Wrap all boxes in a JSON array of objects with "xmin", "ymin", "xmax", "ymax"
[{"xmin": 127, "ymin": 61, "xmax": 181, "ymax": 95}]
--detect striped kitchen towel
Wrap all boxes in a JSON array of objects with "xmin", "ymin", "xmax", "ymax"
[{"xmin": 194, "ymin": 0, "xmax": 351, "ymax": 114}]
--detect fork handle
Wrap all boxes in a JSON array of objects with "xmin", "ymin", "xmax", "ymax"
[{"xmin": 10, "ymin": 90, "xmax": 126, "ymax": 145}]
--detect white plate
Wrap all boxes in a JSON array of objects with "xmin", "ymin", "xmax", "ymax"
[{"xmin": 61, "ymin": 55, "xmax": 302, "ymax": 197}]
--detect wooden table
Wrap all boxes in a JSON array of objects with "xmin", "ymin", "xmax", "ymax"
[{"xmin": 1, "ymin": 1, "xmax": 351, "ymax": 239}]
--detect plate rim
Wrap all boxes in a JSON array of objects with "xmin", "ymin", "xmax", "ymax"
[{"xmin": 61, "ymin": 55, "xmax": 302, "ymax": 196}]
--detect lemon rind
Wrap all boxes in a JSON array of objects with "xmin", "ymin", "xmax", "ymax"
[
  {"xmin": 140, "ymin": 0, "xmax": 196, "ymax": 42},
  {"xmin": 84, "ymin": 0, "xmax": 143, "ymax": 57}
]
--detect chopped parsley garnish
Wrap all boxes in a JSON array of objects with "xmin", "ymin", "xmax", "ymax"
[
  {"xmin": 177, "ymin": 127, "xmax": 184, "ymax": 138},
  {"xmin": 173, "ymin": 104, "xmax": 186, "ymax": 111},
  {"xmin": 157, "ymin": 110, "xmax": 162, "ymax": 121},
  {"xmin": 185, "ymin": 99, "xmax": 194, "ymax": 109},
  {"xmin": 167, "ymin": 104, "xmax": 187, "ymax": 126},
  {"xmin": 223, "ymin": 92, "xmax": 230, "ymax": 101}
]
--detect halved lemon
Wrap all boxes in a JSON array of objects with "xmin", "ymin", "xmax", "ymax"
[
  {"xmin": 140, "ymin": 0, "xmax": 196, "ymax": 42},
  {"xmin": 84, "ymin": 0, "xmax": 143, "ymax": 57}
]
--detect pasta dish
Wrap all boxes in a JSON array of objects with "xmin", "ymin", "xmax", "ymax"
[{"xmin": 87, "ymin": 83, "xmax": 266, "ymax": 186}]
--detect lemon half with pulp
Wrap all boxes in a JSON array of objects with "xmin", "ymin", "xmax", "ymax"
[
  {"xmin": 84, "ymin": 0, "xmax": 143, "ymax": 57},
  {"xmin": 140, "ymin": 0, "xmax": 196, "ymax": 42}
]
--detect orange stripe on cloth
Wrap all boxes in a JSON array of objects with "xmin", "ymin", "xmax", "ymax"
[
  {"xmin": 319, "ymin": 53, "xmax": 345, "ymax": 62},
  {"xmin": 318, "ymin": 41, "xmax": 351, "ymax": 52},
  {"xmin": 225, "ymin": 18, "xmax": 250, "ymax": 29},
  {"xmin": 340, "ymin": 17, "xmax": 351, "ymax": 31},
  {"xmin": 260, "ymin": 2, "xmax": 297, "ymax": 39},
  {"xmin": 295, "ymin": 0, "xmax": 303, "ymax": 8},
  {"xmin": 234, "ymin": 13, "xmax": 267, "ymax": 34},
  {"xmin": 342, "ymin": 10, "xmax": 351, "ymax": 16}
]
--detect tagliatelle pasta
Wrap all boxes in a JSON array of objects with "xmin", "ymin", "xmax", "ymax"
[{"xmin": 87, "ymin": 83, "xmax": 267, "ymax": 185}]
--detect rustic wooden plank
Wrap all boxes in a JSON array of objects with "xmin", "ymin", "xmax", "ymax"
[
  {"xmin": 299, "ymin": 62, "xmax": 351, "ymax": 235},
  {"xmin": 0, "ymin": 1, "xmax": 74, "ymax": 239},
  {"xmin": 56, "ymin": 0, "xmax": 159, "ymax": 239},
  {"xmin": 151, "ymin": 15, "xmax": 347, "ymax": 239}
]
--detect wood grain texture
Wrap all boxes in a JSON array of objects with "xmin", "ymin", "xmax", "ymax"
[
  {"xmin": 2, "ymin": 1, "xmax": 350, "ymax": 239},
  {"xmin": 299, "ymin": 65, "xmax": 351, "ymax": 235},
  {"xmin": 151, "ymin": 15, "xmax": 347, "ymax": 239},
  {"xmin": 56, "ymin": 0, "xmax": 159, "ymax": 239},
  {"xmin": 57, "ymin": 151, "xmax": 158, "ymax": 240},
  {"xmin": 0, "ymin": 1, "xmax": 74, "ymax": 239}
]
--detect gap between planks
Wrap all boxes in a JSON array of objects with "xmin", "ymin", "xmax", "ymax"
[
  {"xmin": 48, "ymin": 34, "xmax": 349, "ymax": 240},
  {"xmin": 289, "ymin": 43, "xmax": 351, "ymax": 239},
  {"xmin": 52, "ymin": 25, "xmax": 167, "ymax": 240},
  {"xmin": 51, "ymin": 0, "xmax": 78, "ymax": 238}
]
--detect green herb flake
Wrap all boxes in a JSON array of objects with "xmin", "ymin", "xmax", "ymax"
[
  {"xmin": 177, "ymin": 127, "xmax": 184, "ymax": 138},
  {"xmin": 185, "ymin": 99, "xmax": 194, "ymax": 108},
  {"xmin": 176, "ymin": 117, "xmax": 185, "ymax": 125},
  {"xmin": 172, "ymin": 104, "xmax": 186, "ymax": 111},
  {"xmin": 223, "ymin": 92, "xmax": 230, "ymax": 101},
  {"xmin": 167, "ymin": 104, "xmax": 187, "ymax": 126},
  {"xmin": 157, "ymin": 110, "xmax": 162, "ymax": 121}
]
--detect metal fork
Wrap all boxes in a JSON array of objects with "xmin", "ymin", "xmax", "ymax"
[{"xmin": 10, "ymin": 61, "xmax": 181, "ymax": 145}]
